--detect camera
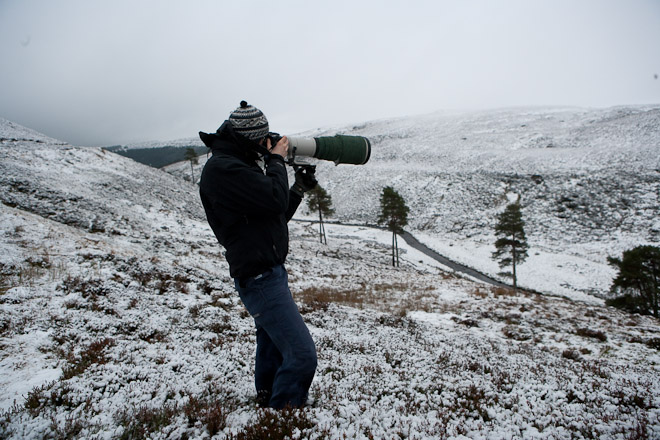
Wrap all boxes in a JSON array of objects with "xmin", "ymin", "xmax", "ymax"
[
  {"xmin": 266, "ymin": 132, "xmax": 283, "ymax": 148},
  {"xmin": 266, "ymin": 132, "xmax": 371, "ymax": 166}
]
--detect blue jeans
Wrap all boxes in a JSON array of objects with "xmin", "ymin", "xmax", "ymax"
[{"xmin": 234, "ymin": 264, "xmax": 317, "ymax": 409}]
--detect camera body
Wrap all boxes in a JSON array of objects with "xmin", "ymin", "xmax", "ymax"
[{"xmin": 266, "ymin": 132, "xmax": 283, "ymax": 148}]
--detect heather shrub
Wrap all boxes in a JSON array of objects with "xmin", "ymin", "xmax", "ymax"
[
  {"xmin": 576, "ymin": 327, "xmax": 607, "ymax": 342},
  {"xmin": 228, "ymin": 407, "xmax": 325, "ymax": 440},
  {"xmin": 61, "ymin": 338, "xmax": 115, "ymax": 380}
]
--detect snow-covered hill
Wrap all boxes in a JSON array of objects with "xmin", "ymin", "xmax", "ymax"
[
  {"xmin": 314, "ymin": 106, "xmax": 659, "ymax": 240},
  {"xmin": 0, "ymin": 125, "xmax": 205, "ymax": 239},
  {"xmin": 1, "ymin": 113, "xmax": 659, "ymax": 439},
  {"xmin": 167, "ymin": 106, "xmax": 660, "ymax": 300},
  {"xmin": 0, "ymin": 117, "xmax": 68, "ymax": 146}
]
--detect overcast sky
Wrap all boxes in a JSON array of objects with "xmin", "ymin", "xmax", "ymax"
[{"xmin": 1, "ymin": 0, "xmax": 659, "ymax": 146}]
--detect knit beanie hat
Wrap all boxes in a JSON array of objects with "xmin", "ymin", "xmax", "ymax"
[{"xmin": 228, "ymin": 101, "xmax": 269, "ymax": 141}]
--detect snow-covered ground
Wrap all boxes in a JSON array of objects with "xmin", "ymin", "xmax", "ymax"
[{"xmin": 1, "ymin": 109, "xmax": 659, "ymax": 439}]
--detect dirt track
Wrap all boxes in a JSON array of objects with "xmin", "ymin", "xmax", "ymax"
[{"xmin": 399, "ymin": 231, "xmax": 509, "ymax": 288}]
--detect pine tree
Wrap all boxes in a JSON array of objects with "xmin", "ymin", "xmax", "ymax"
[
  {"xmin": 492, "ymin": 201, "xmax": 529, "ymax": 290},
  {"xmin": 607, "ymin": 245, "xmax": 660, "ymax": 317},
  {"xmin": 184, "ymin": 147, "xmax": 199, "ymax": 184},
  {"xmin": 378, "ymin": 186, "xmax": 409, "ymax": 267},
  {"xmin": 306, "ymin": 185, "xmax": 335, "ymax": 244}
]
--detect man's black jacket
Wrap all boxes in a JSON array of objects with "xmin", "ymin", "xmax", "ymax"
[{"xmin": 199, "ymin": 122, "xmax": 302, "ymax": 279}]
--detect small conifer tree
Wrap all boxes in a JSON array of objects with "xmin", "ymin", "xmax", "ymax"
[
  {"xmin": 306, "ymin": 184, "xmax": 334, "ymax": 244},
  {"xmin": 184, "ymin": 147, "xmax": 199, "ymax": 184},
  {"xmin": 378, "ymin": 186, "xmax": 409, "ymax": 267},
  {"xmin": 492, "ymin": 201, "xmax": 529, "ymax": 289}
]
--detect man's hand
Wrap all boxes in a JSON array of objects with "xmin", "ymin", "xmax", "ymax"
[
  {"xmin": 295, "ymin": 166, "xmax": 318, "ymax": 191},
  {"xmin": 291, "ymin": 165, "xmax": 318, "ymax": 197},
  {"xmin": 266, "ymin": 135, "xmax": 289, "ymax": 158}
]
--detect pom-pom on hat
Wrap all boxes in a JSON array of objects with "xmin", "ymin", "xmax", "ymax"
[{"xmin": 228, "ymin": 101, "xmax": 269, "ymax": 141}]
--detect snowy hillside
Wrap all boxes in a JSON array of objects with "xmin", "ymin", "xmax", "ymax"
[
  {"xmin": 167, "ymin": 106, "xmax": 660, "ymax": 300},
  {"xmin": 1, "ymin": 116, "xmax": 659, "ymax": 439},
  {"xmin": 0, "ymin": 117, "xmax": 68, "ymax": 146},
  {"xmin": 0, "ymin": 129, "xmax": 204, "ymax": 238}
]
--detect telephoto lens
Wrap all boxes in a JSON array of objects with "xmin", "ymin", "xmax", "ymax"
[{"xmin": 287, "ymin": 135, "xmax": 371, "ymax": 165}]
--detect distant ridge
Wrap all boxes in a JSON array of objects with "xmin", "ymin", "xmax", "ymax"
[{"xmin": 104, "ymin": 144, "xmax": 207, "ymax": 168}]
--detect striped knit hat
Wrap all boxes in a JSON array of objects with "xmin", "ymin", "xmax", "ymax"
[{"xmin": 228, "ymin": 101, "xmax": 269, "ymax": 141}]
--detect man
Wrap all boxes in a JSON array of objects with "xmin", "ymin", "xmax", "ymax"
[{"xmin": 198, "ymin": 101, "xmax": 318, "ymax": 409}]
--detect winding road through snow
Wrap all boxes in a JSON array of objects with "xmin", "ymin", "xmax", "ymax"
[{"xmin": 399, "ymin": 231, "xmax": 509, "ymax": 288}]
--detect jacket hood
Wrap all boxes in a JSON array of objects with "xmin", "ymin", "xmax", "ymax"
[{"xmin": 199, "ymin": 120, "xmax": 270, "ymax": 162}]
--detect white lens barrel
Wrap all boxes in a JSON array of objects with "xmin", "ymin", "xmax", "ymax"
[{"xmin": 287, "ymin": 137, "xmax": 317, "ymax": 160}]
